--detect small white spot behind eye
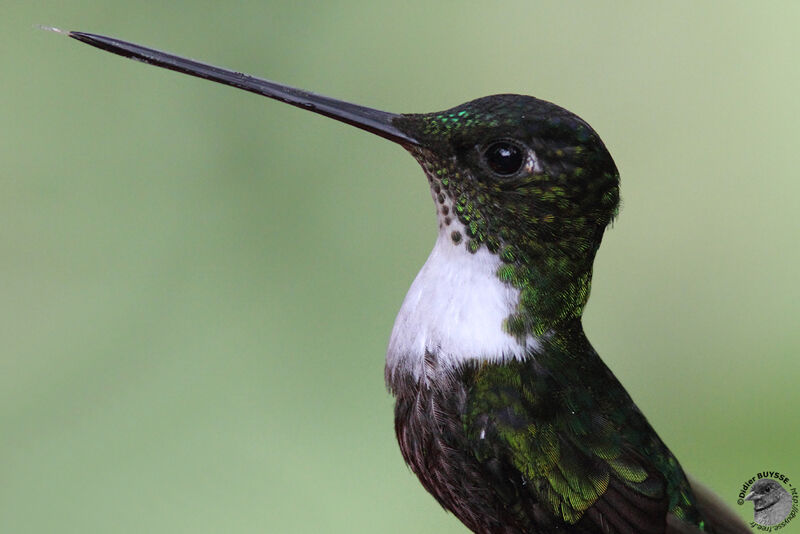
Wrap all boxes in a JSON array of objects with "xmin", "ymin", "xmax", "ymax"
[{"xmin": 524, "ymin": 150, "xmax": 543, "ymax": 174}]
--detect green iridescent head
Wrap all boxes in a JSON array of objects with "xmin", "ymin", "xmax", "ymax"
[{"xmin": 395, "ymin": 95, "xmax": 620, "ymax": 335}]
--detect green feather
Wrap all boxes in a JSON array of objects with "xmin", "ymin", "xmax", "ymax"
[{"xmin": 463, "ymin": 328, "xmax": 707, "ymax": 529}]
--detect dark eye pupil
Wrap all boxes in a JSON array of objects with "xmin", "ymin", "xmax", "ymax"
[{"xmin": 485, "ymin": 142, "xmax": 524, "ymax": 175}]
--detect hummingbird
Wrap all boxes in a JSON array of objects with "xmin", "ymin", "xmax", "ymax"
[{"xmin": 57, "ymin": 29, "xmax": 749, "ymax": 534}]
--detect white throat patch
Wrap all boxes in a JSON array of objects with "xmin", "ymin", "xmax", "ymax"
[{"xmin": 385, "ymin": 225, "xmax": 540, "ymax": 382}]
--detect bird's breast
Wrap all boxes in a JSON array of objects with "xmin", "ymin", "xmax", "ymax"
[{"xmin": 385, "ymin": 232, "xmax": 540, "ymax": 386}]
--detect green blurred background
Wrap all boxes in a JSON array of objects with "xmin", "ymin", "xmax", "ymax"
[{"xmin": 2, "ymin": 2, "xmax": 798, "ymax": 532}]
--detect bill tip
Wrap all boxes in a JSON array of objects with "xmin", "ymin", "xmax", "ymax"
[{"xmin": 37, "ymin": 25, "xmax": 71, "ymax": 35}]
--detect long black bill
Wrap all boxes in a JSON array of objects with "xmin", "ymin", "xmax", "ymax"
[{"xmin": 66, "ymin": 31, "xmax": 419, "ymax": 147}]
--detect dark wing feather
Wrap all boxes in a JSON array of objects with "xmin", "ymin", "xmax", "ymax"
[
  {"xmin": 465, "ymin": 360, "xmax": 680, "ymax": 533},
  {"xmin": 683, "ymin": 475, "xmax": 750, "ymax": 534}
]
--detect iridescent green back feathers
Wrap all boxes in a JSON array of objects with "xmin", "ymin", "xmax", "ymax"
[{"xmin": 462, "ymin": 327, "xmax": 705, "ymax": 531}]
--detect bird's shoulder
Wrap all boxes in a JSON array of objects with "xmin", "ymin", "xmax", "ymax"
[{"xmin": 460, "ymin": 351, "xmax": 704, "ymax": 533}]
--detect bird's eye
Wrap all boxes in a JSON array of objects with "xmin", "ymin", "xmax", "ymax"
[
  {"xmin": 483, "ymin": 141, "xmax": 524, "ymax": 176},
  {"xmin": 765, "ymin": 486, "xmax": 772, "ymax": 493}
]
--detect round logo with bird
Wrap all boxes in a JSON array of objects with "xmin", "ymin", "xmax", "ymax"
[{"xmin": 737, "ymin": 472, "xmax": 797, "ymax": 530}]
